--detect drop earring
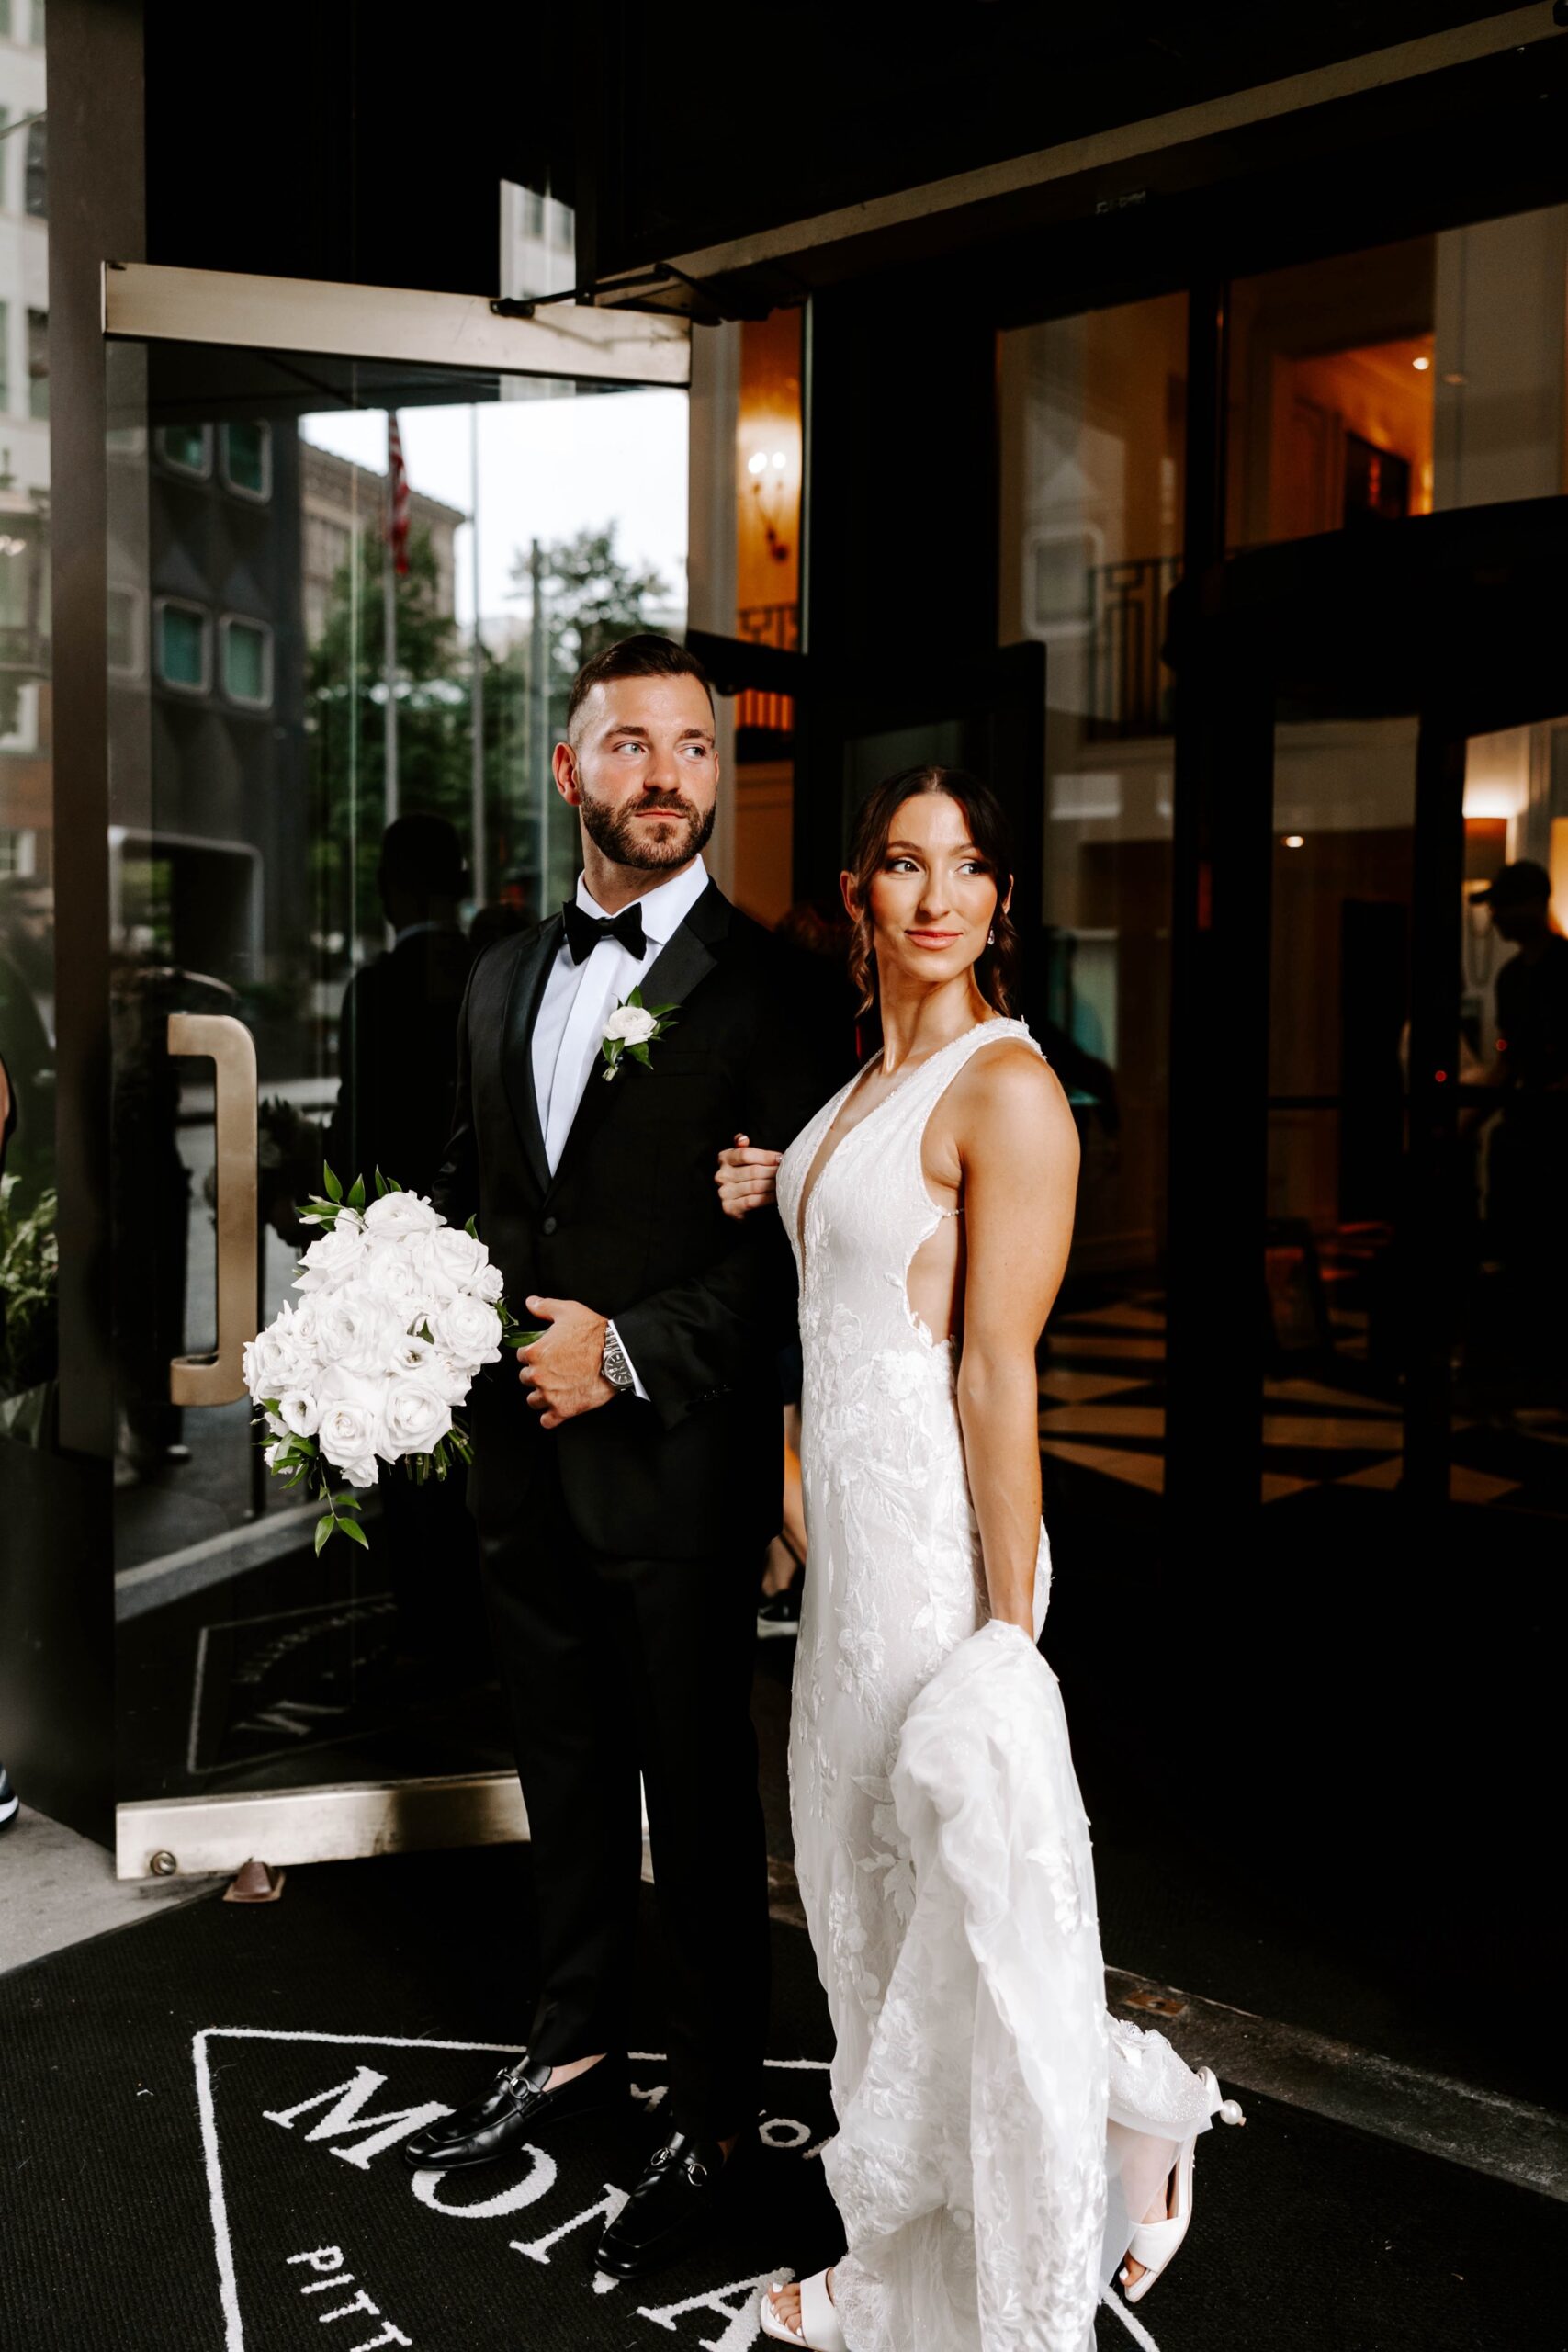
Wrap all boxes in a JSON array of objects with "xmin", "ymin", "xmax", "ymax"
[{"xmin": 987, "ymin": 927, "xmax": 995, "ymax": 945}]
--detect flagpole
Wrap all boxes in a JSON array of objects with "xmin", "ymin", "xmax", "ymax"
[
  {"xmin": 383, "ymin": 413, "xmax": 400, "ymax": 828},
  {"xmin": 468, "ymin": 408, "xmax": 487, "ymax": 907}
]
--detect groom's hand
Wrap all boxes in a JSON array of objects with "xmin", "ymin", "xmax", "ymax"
[{"xmin": 517, "ymin": 1297, "xmax": 616, "ymax": 1429}]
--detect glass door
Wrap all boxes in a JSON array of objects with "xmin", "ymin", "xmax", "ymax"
[
  {"xmin": 1255, "ymin": 637, "xmax": 1568, "ymax": 1523},
  {"xmin": 105, "ymin": 280, "xmax": 690, "ymax": 1873}
]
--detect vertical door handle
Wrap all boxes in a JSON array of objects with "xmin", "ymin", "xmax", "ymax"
[{"xmin": 166, "ymin": 1012, "xmax": 258, "ymax": 1406}]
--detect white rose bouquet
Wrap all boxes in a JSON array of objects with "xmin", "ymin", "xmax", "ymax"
[{"xmin": 242, "ymin": 1165, "xmax": 535, "ymax": 1553}]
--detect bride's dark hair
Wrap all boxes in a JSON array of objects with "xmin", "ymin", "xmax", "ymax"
[{"xmin": 844, "ymin": 764, "xmax": 1018, "ymax": 1018}]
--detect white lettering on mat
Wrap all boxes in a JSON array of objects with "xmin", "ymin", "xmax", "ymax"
[
  {"xmin": 637, "ymin": 2267, "xmax": 795, "ymax": 2352},
  {"xmin": 264, "ymin": 2067, "xmax": 451, "ymax": 2171},
  {"xmin": 285, "ymin": 2248, "xmax": 412, "ymax": 2347},
  {"xmin": 195, "ymin": 2029, "xmax": 831, "ymax": 2350}
]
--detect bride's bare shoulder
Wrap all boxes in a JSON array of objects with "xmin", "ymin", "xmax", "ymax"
[{"xmin": 949, "ymin": 1034, "xmax": 1077, "ymax": 1156}]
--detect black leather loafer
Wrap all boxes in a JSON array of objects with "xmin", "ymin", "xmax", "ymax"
[
  {"xmin": 594, "ymin": 2130, "xmax": 751, "ymax": 2279},
  {"xmin": 400, "ymin": 2050, "xmax": 627, "ymax": 2170}
]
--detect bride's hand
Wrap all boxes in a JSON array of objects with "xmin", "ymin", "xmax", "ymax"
[{"xmin": 716, "ymin": 1133, "xmax": 782, "ymax": 1220}]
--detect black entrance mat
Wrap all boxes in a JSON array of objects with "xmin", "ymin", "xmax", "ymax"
[{"xmin": 0, "ymin": 1845, "xmax": 1556, "ymax": 2351}]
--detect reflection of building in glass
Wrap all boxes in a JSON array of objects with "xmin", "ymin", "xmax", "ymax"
[
  {"xmin": 300, "ymin": 444, "xmax": 463, "ymax": 645},
  {"xmin": 107, "ymin": 412, "xmax": 308, "ymax": 1082},
  {"xmin": 500, "ymin": 181, "xmax": 575, "ymax": 304},
  {"xmin": 0, "ymin": 5, "xmax": 51, "ymax": 892}
]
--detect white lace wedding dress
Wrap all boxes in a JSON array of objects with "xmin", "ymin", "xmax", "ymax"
[{"xmin": 775, "ymin": 1018, "xmax": 1231, "ymax": 2352}]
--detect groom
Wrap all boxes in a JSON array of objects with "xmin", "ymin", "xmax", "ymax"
[{"xmin": 413, "ymin": 633, "xmax": 840, "ymax": 2278}]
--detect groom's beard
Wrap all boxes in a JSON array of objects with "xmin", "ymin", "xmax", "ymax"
[{"xmin": 579, "ymin": 784, "xmax": 716, "ymax": 875}]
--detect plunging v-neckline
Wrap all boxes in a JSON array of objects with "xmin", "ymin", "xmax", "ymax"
[{"xmin": 793, "ymin": 1019, "xmax": 1002, "ymax": 1258}]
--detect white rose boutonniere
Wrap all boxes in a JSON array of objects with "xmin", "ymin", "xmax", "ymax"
[{"xmin": 600, "ymin": 985, "xmax": 680, "ymax": 1082}]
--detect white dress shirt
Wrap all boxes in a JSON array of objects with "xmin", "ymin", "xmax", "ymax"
[{"xmin": 530, "ymin": 854, "xmax": 711, "ymax": 1399}]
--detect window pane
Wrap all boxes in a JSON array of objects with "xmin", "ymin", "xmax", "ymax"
[
  {"xmin": 222, "ymin": 617, "xmax": 268, "ymax": 704},
  {"xmin": 158, "ymin": 604, "xmax": 207, "ymax": 688},
  {"xmin": 223, "ymin": 420, "xmax": 269, "ymax": 495},
  {"xmin": 157, "ymin": 422, "xmax": 209, "ymax": 474},
  {"xmin": 998, "ymin": 290, "xmax": 1187, "ymax": 1505},
  {"xmin": 0, "ymin": 0, "xmax": 51, "ymax": 1470},
  {"xmin": 1228, "ymin": 207, "xmax": 1568, "ymax": 548},
  {"xmin": 25, "ymin": 307, "xmax": 45, "ymax": 420}
]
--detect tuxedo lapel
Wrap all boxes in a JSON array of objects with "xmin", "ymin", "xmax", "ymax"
[
  {"xmin": 637, "ymin": 883, "xmax": 725, "ymax": 1015},
  {"xmin": 545, "ymin": 879, "xmax": 731, "ymax": 1202},
  {"xmin": 500, "ymin": 916, "xmax": 559, "ymax": 1197}
]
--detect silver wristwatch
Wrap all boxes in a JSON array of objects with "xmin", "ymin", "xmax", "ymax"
[{"xmin": 600, "ymin": 1322, "xmax": 636, "ymax": 1393}]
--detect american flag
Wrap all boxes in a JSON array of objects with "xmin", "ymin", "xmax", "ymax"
[{"xmin": 386, "ymin": 414, "xmax": 411, "ymax": 577}]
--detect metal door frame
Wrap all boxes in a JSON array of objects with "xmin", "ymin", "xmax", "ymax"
[{"xmin": 102, "ymin": 266, "xmax": 688, "ymax": 1878}]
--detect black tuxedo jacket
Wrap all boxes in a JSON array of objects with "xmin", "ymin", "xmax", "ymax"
[{"xmin": 434, "ymin": 879, "xmax": 846, "ymax": 1556}]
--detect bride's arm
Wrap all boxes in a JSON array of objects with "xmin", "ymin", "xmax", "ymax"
[
  {"xmin": 953, "ymin": 1048, "xmax": 1080, "ymax": 1634},
  {"xmin": 715, "ymin": 1134, "xmax": 782, "ymax": 1220}
]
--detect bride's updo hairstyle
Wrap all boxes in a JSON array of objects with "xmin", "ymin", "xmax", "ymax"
[{"xmin": 845, "ymin": 764, "xmax": 1018, "ymax": 1017}]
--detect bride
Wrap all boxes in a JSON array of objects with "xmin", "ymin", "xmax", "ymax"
[{"xmin": 714, "ymin": 765, "xmax": 1242, "ymax": 2352}]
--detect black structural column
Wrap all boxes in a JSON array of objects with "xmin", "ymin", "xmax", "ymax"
[
  {"xmin": 797, "ymin": 270, "xmax": 1002, "ymax": 899},
  {"xmin": 1402, "ymin": 716, "xmax": 1467, "ymax": 1510},
  {"xmin": 1165, "ymin": 278, "xmax": 1275, "ymax": 1531}
]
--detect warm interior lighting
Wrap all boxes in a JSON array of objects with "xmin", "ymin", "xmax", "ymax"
[
  {"xmin": 746, "ymin": 450, "xmax": 768, "ymax": 475},
  {"xmin": 771, "ymin": 450, "xmax": 787, "ymax": 469},
  {"xmin": 1412, "ymin": 355, "xmax": 1430, "ymax": 371},
  {"xmin": 1282, "ymin": 833, "xmax": 1305, "ymax": 849}
]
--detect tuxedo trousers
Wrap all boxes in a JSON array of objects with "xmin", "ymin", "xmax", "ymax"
[{"xmin": 478, "ymin": 1442, "xmax": 769, "ymax": 2142}]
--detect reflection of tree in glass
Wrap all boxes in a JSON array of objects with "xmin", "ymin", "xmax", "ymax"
[
  {"xmin": 306, "ymin": 525, "xmax": 501, "ymax": 943},
  {"xmin": 306, "ymin": 521, "xmax": 673, "ymax": 951},
  {"xmin": 0, "ymin": 1176, "xmax": 57, "ymax": 1438},
  {"xmin": 513, "ymin": 525, "xmax": 671, "ymax": 697}
]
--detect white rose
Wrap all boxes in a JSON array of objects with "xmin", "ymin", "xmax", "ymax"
[
  {"xmin": 427, "ymin": 1294, "xmax": 503, "ymax": 1368},
  {"xmin": 418, "ymin": 1225, "xmax": 490, "ymax": 1299},
  {"xmin": 390, "ymin": 1333, "xmax": 473, "ymax": 1406},
  {"xmin": 242, "ymin": 1325, "xmax": 291, "ymax": 1401},
  {"xmin": 296, "ymin": 1218, "xmax": 369, "ymax": 1293},
  {"xmin": 277, "ymin": 1390, "xmax": 321, "ymax": 1437},
  {"xmin": 603, "ymin": 1004, "xmax": 659, "ymax": 1046},
  {"xmin": 363, "ymin": 1191, "xmax": 440, "ymax": 1238},
  {"xmin": 473, "ymin": 1261, "xmax": 505, "ymax": 1306},
  {"xmin": 263, "ymin": 1437, "xmax": 288, "ymax": 1470},
  {"xmin": 313, "ymin": 1294, "xmax": 401, "ymax": 1379},
  {"xmin": 286, "ymin": 1298, "xmax": 322, "ymax": 1358},
  {"xmin": 429, "ymin": 1354, "xmax": 474, "ymax": 1407},
  {"xmin": 317, "ymin": 1370, "xmax": 385, "ymax": 1474},
  {"xmin": 363, "ymin": 1243, "xmax": 433, "ymax": 1322},
  {"xmin": 335, "ymin": 1454, "xmax": 380, "ymax": 1491},
  {"xmin": 382, "ymin": 1382, "xmax": 453, "ymax": 1458}
]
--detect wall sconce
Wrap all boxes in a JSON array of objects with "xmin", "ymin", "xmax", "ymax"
[{"xmin": 746, "ymin": 445, "xmax": 794, "ymax": 565}]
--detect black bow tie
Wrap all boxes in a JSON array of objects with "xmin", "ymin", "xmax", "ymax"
[{"xmin": 563, "ymin": 899, "xmax": 647, "ymax": 966}]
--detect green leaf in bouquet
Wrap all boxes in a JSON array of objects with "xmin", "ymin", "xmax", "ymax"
[
  {"xmin": 465, "ymin": 1215, "xmax": 479, "ymax": 1238},
  {"xmin": 333, "ymin": 1490, "xmax": 362, "ymax": 1510},
  {"xmin": 337, "ymin": 1515, "xmax": 369, "ymax": 1548},
  {"xmin": 375, "ymin": 1168, "xmax": 388, "ymax": 1197},
  {"xmin": 628, "ymin": 1044, "xmax": 651, "ymax": 1067},
  {"xmin": 323, "ymin": 1163, "xmax": 343, "ymax": 1203},
  {"xmin": 314, "ymin": 1513, "xmax": 334, "ymax": 1556},
  {"xmin": 348, "ymin": 1175, "xmax": 367, "ymax": 1211}
]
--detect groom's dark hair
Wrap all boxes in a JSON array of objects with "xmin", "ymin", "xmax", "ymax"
[{"xmin": 566, "ymin": 633, "xmax": 715, "ymax": 738}]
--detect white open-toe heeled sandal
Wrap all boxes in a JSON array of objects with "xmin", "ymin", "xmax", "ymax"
[
  {"xmin": 1119, "ymin": 2065, "xmax": 1246, "ymax": 2306},
  {"xmin": 759, "ymin": 2268, "xmax": 847, "ymax": 2351}
]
